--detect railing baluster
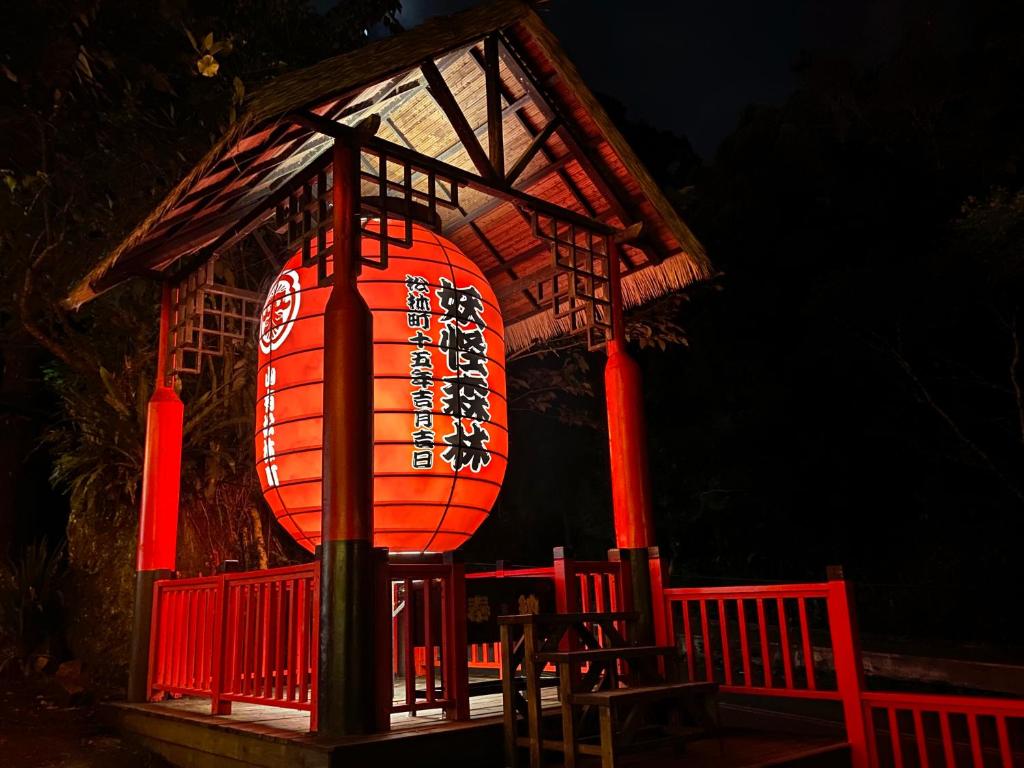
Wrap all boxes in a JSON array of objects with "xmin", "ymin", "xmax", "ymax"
[
  {"xmin": 404, "ymin": 578, "xmax": 415, "ymax": 714},
  {"xmin": 777, "ymin": 597, "xmax": 794, "ymax": 689},
  {"xmin": 888, "ymin": 706, "xmax": 904, "ymax": 768},
  {"xmin": 681, "ymin": 600, "xmax": 695, "ymax": 681},
  {"xmin": 296, "ymin": 576, "xmax": 307, "ymax": 704},
  {"xmin": 912, "ymin": 708, "xmax": 929, "ymax": 768},
  {"xmin": 865, "ymin": 705, "xmax": 881, "ymax": 766},
  {"xmin": 737, "ymin": 598, "xmax": 752, "ymax": 686},
  {"xmin": 996, "ymin": 715, "xmax": 1012, "ymax": 767},
  {"xmin": 756, "ymin": 598, "xmax": 772, "ymax": 687},
  {"xmin": 797, "ymin": 597, "xmax": 816, "ymax": 690},
  {"xmin": 424, "ymin": 577, "xmax": 435, "ymax": 704},
  {"xmin": 173, "ymin": 590, "xmax": 186, "ymax": 689},
  {"xmin": 242, "ymin": 584, "xmax": 254, "ymax": 696},
  {"xmin": 967, "ymin": 713, "xmax": 983, "ymax": 768},
  {"xmin": 699, "ymin": 599, "xmax": 713, "ymax": 682},
  {"xmin": 228, "ymin": 583, "xmax": 241, "ymax": 695},
  {"xmin": 284, "ymin": 581, "xmax": 296, "ymax": 708},
  {"xmin": 718, "ymin": 599, "xmax": 733, "ymax": 685},
  {"xmin": 939, "ymin": 711, "xmax": 956, "ymax": 767},
  {"xmin": 262, "ymin": 582, "xmax": 273, "ymax": 700}
]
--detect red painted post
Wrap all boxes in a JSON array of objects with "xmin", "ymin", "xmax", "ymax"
[
  {"xmin": 373, "ymin": 549, "xmax": 393, "ymax": 731},
  {"xmin": 826, "ymin": 566, "xmax": 870, "ymax": 768},
  {"xmin": 129, "ymin": 282, "xmax": 184, "ymax": 702},
  {"xmin": 647, "ymin": 547, "xmax": 670, "ymax": 647},
  {"xmin": 444, "ymin": 553, "xmax": 470, "ymax": 721},
  {"xmin": 603, "ymin": 240, "xmax": 659, "ymax": 644},
  {"xmin": 317, "ymin": 135, "xmax": 377, "ymax": 736},
  {"xmin": 552, "ymin": 547, "xmax": 578, "ymax": 614},
  {"xmin": 604, "ymin": 241, "xmax": 655, "ymax": 551}
]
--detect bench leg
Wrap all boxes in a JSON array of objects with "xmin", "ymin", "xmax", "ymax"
[
  {"xmin": 599, "ymin": 705, "xmax": 617, "ymax": 768},
  {"xmin": 558, "ymin": 662, "xmax": 576, "ymax": 768}
]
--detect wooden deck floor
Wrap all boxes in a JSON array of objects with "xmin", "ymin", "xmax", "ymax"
[
  {"xmin": 126, "ymin": 679, "xmax": 559, "ymax": 738},
  {"xmin": 108, "ymin": 681, "xmax": 850, "ymax": 768}
]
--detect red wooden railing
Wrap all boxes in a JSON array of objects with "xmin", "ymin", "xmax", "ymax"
[
  {"xmin": 148, "ymin": 563, "xmax": 319, "ymax": 729},
  {"xmin": 464, "ymin": 564, "xmax": 555, "ymax": 672},
  {"xmin": 387, "ymin": 559, "xmax": 468, "ymax": 719},
  {"xmin": 861, "ymin": 692, "xmax": 1024, "ymax": 768},
  {"xmin": 148, "ymin": 575, "xmax": 221, "ymax": 699},
  {"xmin": 662, "ymin": 571, "xmax": 1024, "ymax": 768},
  {"xmin": 663, "ymin": 580, "xmax": 841, "ymax": 700}
]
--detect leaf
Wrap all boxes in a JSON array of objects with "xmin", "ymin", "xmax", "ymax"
[
  {"xmin": 202, "ymin": 32, "xmax": 214, "ymax": 51},
  {"xmin": 232, "ymin": 76, "xmax": 245, "ymax": 104},
  {"xmin": 196, "ymin": 55, "xmax": 219, "ymax": 78},
  {"xmin": 185, "ymin": 28, "xmax": 198, "ymax": 52}
]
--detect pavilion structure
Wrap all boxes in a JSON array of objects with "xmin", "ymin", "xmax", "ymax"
[
  {"xmin": 66, "ymin": 3, "xmax": 1024, "ymax": 767},
  {"xmin": 66, "ymin": 0, "xmax": 711, "ymax": 741}
]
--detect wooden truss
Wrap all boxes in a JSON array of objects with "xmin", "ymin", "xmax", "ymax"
[{"xmin": 157, "ymin": 30, "xmax": 662, "ymax": 370}]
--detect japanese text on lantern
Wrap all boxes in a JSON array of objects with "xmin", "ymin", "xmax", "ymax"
[
  {"xmin": 261, "ymin": 365, "xmax": 280, "ymax": 487},
  {"xmin": 406, "ymin": 275, "xmax": 435, "ymax": 470},
  {"xmin": 437, "ymin": 277, "xmax": 491, "ymax": 473}
]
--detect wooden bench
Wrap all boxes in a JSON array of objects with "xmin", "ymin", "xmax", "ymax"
[
  {"xmin": 499, "ymin": 612, "xmax": 641, "ymax": 768},
  {"xmin": 569, "ymin": 682, "xmax": 720, "ymax": 768}
]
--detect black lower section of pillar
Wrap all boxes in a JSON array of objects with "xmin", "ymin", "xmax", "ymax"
[
  {"xmin": 318, "ymin": 538, "xmax": 376, "ymax": 737},
  {"xmin": 128, "ymin": 568, "xmax": 173, "ymax": 703},
  {"xmin": 611, "ymin": 548, "xmax": 654, "ymax": 644}
]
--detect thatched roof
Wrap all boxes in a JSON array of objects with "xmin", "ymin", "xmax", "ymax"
[{"xmin": 65, "ymin": 0, "xmax": 712, "ymax": 352}]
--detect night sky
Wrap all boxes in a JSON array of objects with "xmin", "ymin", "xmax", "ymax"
[{"xmin": 391, "ymin": 0, "xmax": 905, "ymax": 157}]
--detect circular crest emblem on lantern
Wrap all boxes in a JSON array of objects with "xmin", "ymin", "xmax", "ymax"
[{"xmin": 258, "ymin": 269, "xmax": 302, "ymax": 354}]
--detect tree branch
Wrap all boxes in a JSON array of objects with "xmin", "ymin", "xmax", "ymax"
[{"xmin": 872, "ymin": 334, "xmax": 1024, "ymax": 505}]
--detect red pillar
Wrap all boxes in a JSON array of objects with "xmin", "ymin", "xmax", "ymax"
[
  {"xmin": 316, "ymin": 137, "xmax": 378, "ymax": 736},
  {"xmin": 604, "ymin": 241, "xmax": 658, "ymax": 642},
  {"xmin": 128, "ymin": 282, "xmax": 184, "ymax": 702},
  {"xmin": 605, "ymin": 243, "xmax": 655, "ymax": 550}
]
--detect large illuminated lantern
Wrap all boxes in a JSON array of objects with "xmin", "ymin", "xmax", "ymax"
[{"xmin": 255, "ymin": 221, "xmax": 508, "ymax": 554}]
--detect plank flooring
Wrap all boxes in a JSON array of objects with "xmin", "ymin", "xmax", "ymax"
[{"xmin": 110, "ymin": 677, "xmax": 850, "ymax": 767}]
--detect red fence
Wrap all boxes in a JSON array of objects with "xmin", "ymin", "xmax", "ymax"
[
  {"xmin": 148, "ymin": 549, "xmax": 1024, "ymax": 763},
  {"xmin": 663, "ymin": 581, "xmax": 842, "ymax": 700},
  {"xmin": 862, "ymin": 691, "xmax": 1024, "ymax": 768},
  {"xmin": 662, "ymin": 573, "xmax": 1024, "ymax": 768},
  {"xmin": 386, "ymin": 559, "xmax": 468, "ymax": 720},
  {"xmin": 148, "ymin": 563, "xmax": 319, "ymax": 729}
]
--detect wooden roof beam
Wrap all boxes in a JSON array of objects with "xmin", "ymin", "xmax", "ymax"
[
  {"xmin": 505, "ymin": 117, "xmax": 559, "ymax": 186},
  {"xmin": 497, "ymin": 31, "xmax": 670, "ymax": 264},
  {"xmin": 420, "ymin": 57, "xmax": 497, "ymax": 182},
  {"xmin": 483, "ymin": 35, "xmax": 505, "ymax": 179},
  {"xmin": 441, "ymin": 154, "xmax": 571, "ymax": 233},
  {"xmin": 466, "ymin": 43, "xmax": 597, "ymax": 218}
]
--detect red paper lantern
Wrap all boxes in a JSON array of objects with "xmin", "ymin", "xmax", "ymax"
[{"xmin": 255, "ymin": 221, "xmax": 508, "ymax": 554}]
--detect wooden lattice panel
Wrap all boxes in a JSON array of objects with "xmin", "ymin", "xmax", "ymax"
[
  {"xmin": 274, "ymin": 154, "xmax": 333, "ymax": 286},
  {"xmin": 358, "ymin": 144, "xmax": 461, "ymax": 271},
  {"xmin": 531, "ymin": 211, "xmax": 612, "ymax": 349},
  {"xmin": 170, "ymin": 259, "xmax": 262, "ymax": 375}
]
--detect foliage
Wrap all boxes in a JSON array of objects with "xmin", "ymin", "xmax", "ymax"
[
  {"xmin": 0, "ymin": 540, "xmax": 66, "ymax": 676},
  {"xmin": 0, "ymin": 0, "xmax": 399, "ymax": 679}
]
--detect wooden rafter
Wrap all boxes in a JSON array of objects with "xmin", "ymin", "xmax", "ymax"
[
  {"xmin": 466, "ymin": 44, "xmax": 597, "ymax": 218},
  {"xmin": 483, "ymin": 35, "xmax": 505, "ymax": 179},
  {"xmin": 442, "ymin": 154, "xmax": 571, "ymax": 232},
  {"xmin": 505, "ymin": 117, "xmax": 559, "ymax": 186},
  {"xmin": 420, "ymin": 57, "xmax": 496, "ymax": 182},
  {"xmin": 494, "ymin": 33, "xmax": 657, "ymax": 269}
]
